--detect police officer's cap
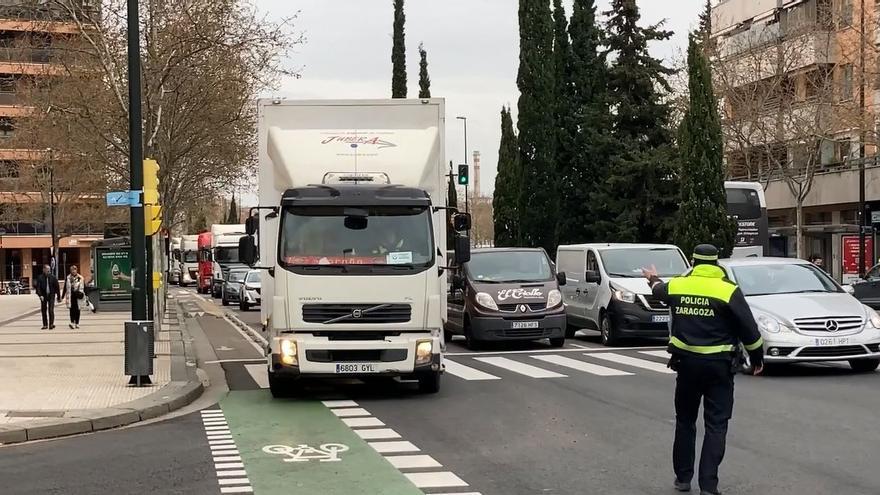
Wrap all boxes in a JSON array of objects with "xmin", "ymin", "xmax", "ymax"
[{"xmin": 693, "ymin": 244, "xmax": 719, "ymax": 262}]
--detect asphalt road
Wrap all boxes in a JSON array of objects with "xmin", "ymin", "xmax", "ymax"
[{"xmin": 2, "ymin": 286, "xmax": 879, "ymax": 495}]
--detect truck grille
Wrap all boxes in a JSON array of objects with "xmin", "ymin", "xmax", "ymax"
[
  {"xmin": 794, "ymin": 316, "xmax": 863, "ymax": 333},
  {"xmin": 305, "ymin": 349, "xmax": 407, "ymax": 363},
  {"xmin": 302, "ymin": 304, "xmax": 411, "ymax": 324},
  {"xmin": 498, "ymin": 303, "xmax": 547, "ymax": 313}
]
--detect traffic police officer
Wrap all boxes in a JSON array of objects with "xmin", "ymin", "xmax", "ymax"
[{"xmin": 642, "ymin": 244, "xmax": 764, "ymax": 495}]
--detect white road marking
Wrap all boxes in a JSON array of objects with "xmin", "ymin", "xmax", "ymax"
[
  {"xmin": 220, "ymin": 487, "xmax": 253, "ymax": 494},
  {"xmin": 640, "ymin": 350, "xmax": 671, "ymax": 359},
  {"xmin": 209, "ymin": 439, "xmax": 235, "ymax": 446},
  {"xmin": 331, "ymin": 407, "xmax": 371, "ymax": 418},
  {"xmin": 342, "ymin": 417, "xmax": 385, "ymax": 428},
  {"xmin": 586, "ymin": 352, "xmax": 674, "ymax": 374},
  {"xmin": 211, "ymin": 449, "xmax": 239, "ymax": 456},
  {"xmin": 215, "ymin": 462, "xmax": 245, "ymax": 470},
  {"xmin": 213, "ymin": 456, "xmax": 242, "ymax": 462},
  {"xmin": 216, "ymin": 470, "xmax": 248, "ymax": 477},
  {"xmin": 218, "ymin": 478, "xmax": 251, "ymax": 486},
  {"xmin": 432, "ymin": 493, "xmax": 482, "ymax": 495},
  {"xmin": 203, "ymin": 421, "xmax": 228, "ymax": 426},
  {"xmin": 443, "ymin": 359, "xmax": 501, "ymax": 381},
  {"xmin": 205, "ymin": 426, "xmax": 231, "ymax": 431},
  {"xmin": 474, "ymin": 357, "xmax": 567, "ymax": 378},
  {"xmin": 354, "ymin": 428, "xmax": 401, "ymax": 440},
  {"xmin": 369, "ymin": 441, "xmax": 420, "ymax": 454},
  {"xmin": 207, "ymin": 434, "xmax": 233, "ymax": 440},
  {"xmin": 244, "ymin": 364, "xmax": 270, "ymax": 389},
  {"xmin": 532, "ymin": 354, "xmax": 633, "ymax": 376},
  {"xmin": 405, "ymin": 471, "xmax": 469, "ymax": 489},
  {"xmin": 446, "ymin": 344, "xmax": 665, "ymax": 357},
  {"xmin": 384, "ymin": 454, "xmax": 442, "ymax": 469},
  {"xmin": 204, "ymin": 358, "xmax": 267, "ymax": 364},
  {"xmin": 322, "ymin": 400, "xmax": 359, "ymax": 408},
  {"xmin": 222, "ymin": 315, "xmax": 265, "ymax": 355}
]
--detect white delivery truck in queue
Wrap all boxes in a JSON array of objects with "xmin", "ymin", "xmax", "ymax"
[
  {"xmin": 180, "ymin": 234, "xmax": 199, "ymax": 287},
  {"xmin": 238, "ymin": 98, "xmax": 471, "ymax": 397}
]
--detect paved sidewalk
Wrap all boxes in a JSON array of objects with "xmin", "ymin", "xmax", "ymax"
[
  {"xmin": 0, "ymin": 297, "xmax": 203, "ymax": 443},
  {"xmin": 0, "ymin": 295, "xmax": 41, "ymax": 324}
]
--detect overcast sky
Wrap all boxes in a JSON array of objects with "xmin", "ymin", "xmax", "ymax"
[{"xmin": 251, "ymin": 0, "xmax": 704, "ymax": 199}]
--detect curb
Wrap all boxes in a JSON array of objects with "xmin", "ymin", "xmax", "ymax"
[
  {"xmin": 0, "ymin": 308, "xmax": 41, "ymax": 327},
  {"xmin": 224, "ymin": 309, "xmax": 269, "ymax": 348},
  {"xmin": 0, "ymin": 298, "xmax": 204, "ymax": 445}
]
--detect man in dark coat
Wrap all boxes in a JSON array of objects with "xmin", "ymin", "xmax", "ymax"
[{"xmin": 34, "ymin": 264, "xmax": 61, "ymax": 329}]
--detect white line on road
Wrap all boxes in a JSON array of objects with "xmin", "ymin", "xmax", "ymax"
[
  {"xmin": 322, "ymin": 400, "xmax": 359, "ymax": 408},
  {"xmin": 216, "ymin": 470, "xmax": 248, "ymax": 478},
  {"xmin": 210, "ymin": 449, "xmax": 239, "ymax": 456},
  {"xmin": 446, "ymin": 344, "xmax": 666, "ymax": 357},
  {"xmin": 384, "ymin": 455, "xmax": 442, "ymax": 470},
  {"xmin": 532, "ymin": 354, "xmax": 634, "ymax": 376},
  {"xmin": 220, "ymin": 487, "xmax": 253, "ymax": 494},
  {"xmin": 342, "ymin": 417, "xmax": 385, "ymax": 428},
  {"xmin": 222, "ymin": 315, "xmax": 265, "ymax": 355},
  {"xmin": 369, "ymin": 441, "xmax": 420, "ymax": 454},
  {"xmin": 203, "ymin": 421, "xmax": 228, "ymax": 426},
  {"xmin": 244, "ymin": 364, "xmax": 270, "ymax": 389},
  {"xmin": 204, "ymin": 358, "xmax": 267, "ymax": 364},
  {"xmin": 207, "ymin": 434, "xmax": 233, "ymax": 440},
  {"xmin": 214, "ymin": 462, "xmax": 245, "ymax": 470},
  {"xmin": 209, "ymin": 439, "xmax": 235, "ymax": 446},
  {"xmin": 331, "ymin": 407, "xmax": 372, "ymax": 418},
  {"xmin": 473, "ymin": 356, "xmax": 567, "ymax": 378},
  {"xmin": 405, "ymin": 472, "xmax": 469, "ymax": 489},
  {"xmin": 205, "ymin": 426, "xmax": 231, "ymax": 431},
  {"xmin": 639, "ymin": 350, "xmax": 671, "ymax": 359},
  {"xmin": 354, "ymin": 428, "xmax": 401, "ymax": 440},
  {"xmin": 586, "ymin": 352, "xmax": 674, "ymax": 374},
  {"xmin": 213, "ymin": 456, "xmax": 242, "ymax": 463},
  {"xmin": 218, "ymin": 478, "xmax": 251, "ymax": 486},
  {"xmin": 443, "ymin": 359, "xmax": 501, "ymax": 381}
]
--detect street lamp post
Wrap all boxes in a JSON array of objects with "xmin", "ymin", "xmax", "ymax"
[
  {"xmin": 45, "ymin": 148, "xmax": 57, "ymax": 278},
  {"xmin": 859, "ymin": 0, "xmax": 869, "ymax": 277},
  {"xmin": 456, "ymin": 116, "xmax": 469, "ymax": 216}
]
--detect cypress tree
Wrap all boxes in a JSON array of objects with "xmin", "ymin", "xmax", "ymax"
[
  {"xmin": 391, "ymin": 0, "xmax": 407, "ymax": 98},
  {"xmin": 556, "ymin": 0, "xmax": 611, "ymax": 246},
  {"xmin": 493, "ymin": 106, "xmax": 520, "ymax": 247},
  {"xmin": 550, "ymin": 0, "xmax": 572, "ymax": 250},
  {"xmin": 226, "ymin": 194, "xmax": 238, "ymax": 224},
  {"xmin": 446, "ymin": 162, "xmax": 458, "ymax": 250},
  {"xmin": 516, "ymin": 0, "xmax": 557, "ymax": 253},
  {"xmin": 593, "ymin": 0, "xmax": 677, "ymax": 243},
  {"xmin": 418, "ymin": 42, "xmax": 431, "ymax": 98},
  {"xmin": 675, "ymin": 35, "xmax": 736, "ymax": 258}
]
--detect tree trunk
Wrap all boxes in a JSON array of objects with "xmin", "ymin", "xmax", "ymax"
[{"xmin": 796, "ymin": 200, "xmax": 804, "ymax": 259}]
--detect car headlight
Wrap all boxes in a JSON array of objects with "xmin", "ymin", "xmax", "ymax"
[
  {"xmin": 475, "ymin": 292, "xmax": 499, "ymax": 311},
  {"xmin": 757, "ymin": 314, "xmax": 780, "ymax": 333},
  {"xmin": 612, "ymin": 288, "xmax": 636, "ymax": 304},
  {"xmin": 280, "ymin": 339, "xmax": 297, "ymax": 366},
  {"xmin": 867, "ymin": 308, "xmax": 880, "ymax": 329},
  {"xmin": 547, "ymin": 289, "xmax": 563, "ymax": 308},
  {"xmin": 415, "ymin": 340, "xmax": 433, "ymax": 365}
]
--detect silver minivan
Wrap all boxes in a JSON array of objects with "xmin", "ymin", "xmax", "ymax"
[{"xmin": 556, "ymin": 244, "xmax": 689, "ymax": 346}]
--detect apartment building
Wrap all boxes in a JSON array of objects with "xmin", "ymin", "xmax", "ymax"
[
  {"xmin": 0, "ymin": 1, "xmax": 100, "ymax": 288},
  {"xmin": 712, "ymin": 0, "xmax": 880, "ymax": 280}
]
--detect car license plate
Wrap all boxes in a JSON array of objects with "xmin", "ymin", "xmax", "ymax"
[
  {"xmin": 652, "ymin": 314, "xmax": 671, "ymax": 323},
  {"xmin": 335, "ymin": 363, "xmax": 378, "ymax": 374},
  {"xmin": 814, "ymin": 337, "xmax": 849, "ymax": 347},
  {"xmin": 511, "ymin": 321, "xmax": 540, "ymax": 329}
]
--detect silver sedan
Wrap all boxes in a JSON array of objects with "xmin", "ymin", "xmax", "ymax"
[{"xmin": 720, "ymin": 258, "xmax": 880, "ymax": 372}]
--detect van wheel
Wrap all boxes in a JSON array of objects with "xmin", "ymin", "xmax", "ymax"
[
  {"xmin": 849, "ymin": 359, "xmax": 880, "ymax": 372},
  {"xmin": 418, "ymin": 371, "xmax": 441, "ymax": 394},
  {"xmin": 565, "ymin": 323, "xmax": 578, "ymax": 339},
  {"xmin": 443, "ymin": 327, "xmax": 453, "ymax": 343},
  {"xmin": 549, "ymin": 337, "xmax": 565, "ymax": 348},
  {"xmin": 464, "ymin": 320, "xmax": 482, "ymax": 350},
  {"xmin": 600, "ymin": 314, "xmax": 620, "ymax": 347}
]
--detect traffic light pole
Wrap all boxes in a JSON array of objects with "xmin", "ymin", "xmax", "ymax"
[{"xmin": 127, "ymin": 0, "xmax": 147, "ymax": 322}]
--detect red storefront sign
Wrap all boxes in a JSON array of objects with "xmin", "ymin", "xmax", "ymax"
[{"xmin": 842, "ymin": 235, "xmax": 874, "ymax": 275}]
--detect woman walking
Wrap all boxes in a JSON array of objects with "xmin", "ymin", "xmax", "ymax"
[{"xmin": 62, "ymin": 265, "xmax": 86, "ymax": 329}]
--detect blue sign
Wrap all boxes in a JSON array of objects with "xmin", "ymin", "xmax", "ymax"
[{"xmin": 106, "ymin": 190, "xmax": 142, "ymax": 207}]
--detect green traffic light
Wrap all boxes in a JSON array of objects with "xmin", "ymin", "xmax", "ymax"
[{"xmin": 457, "ymin": 164, "xmax": 469, "ymax": 185}]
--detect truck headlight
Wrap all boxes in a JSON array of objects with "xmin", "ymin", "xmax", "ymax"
[
  {"xmin": 415, "ymin": 340, "xmax": 433, "ymax": 365},
  {"xmin": 547, "ymin": 289, "xmax": 562, "ymax": 308},
  {"xmin": 757, "ymin": 314, "xmax": 780, "ymax": 333},
  {"xmin": 475, "ymin": 292, "xmax": 499, "ymax": 311},
  {"xmin": 613, "ymin": 288, "xmax": 636, "ymax": 304},
  {"xmin": 280, "ymin": 339, "xmax": 297, "ymax": 366}
]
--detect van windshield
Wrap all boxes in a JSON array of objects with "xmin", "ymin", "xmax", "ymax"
[
  {"xmin": 599, "ymin": 248, "xmax": 688, "ymax": 278},
  {"xmin": 467, "ymin": 251, "xmax": 553, "ymax": 283}
]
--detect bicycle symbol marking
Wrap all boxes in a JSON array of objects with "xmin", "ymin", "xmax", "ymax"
[{"xmin": 262, "ymin": 443, "xmax": 350, "ymax": 463}]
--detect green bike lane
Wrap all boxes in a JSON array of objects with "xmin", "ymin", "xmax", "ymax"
[{"xmin": 218, "ymin": 390, "xmax": 424, "ymax": 495}]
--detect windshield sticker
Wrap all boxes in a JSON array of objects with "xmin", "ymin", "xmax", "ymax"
[
  {"xmin": 497, "ymin": 288, "xmax": 544, "ymax": 301},
  {"xmin": 386, "ymin": 252, "xmax": 413, "ymax": 265}
]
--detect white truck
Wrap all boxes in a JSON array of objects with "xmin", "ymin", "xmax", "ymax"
[
  {"xmin": 169, "ymin": 237, "xmax": 182, "ymax": 285},
  {"xmin": 179, "ymin": 234, "xmax": 199, "ymax": 287},
  {"xmin": 211, "ymin": 224, "xmax": 247, "ymax": 298},
  {"xmin": 239, "ymin": 98, "xmax": 471, "ymax": 397}
]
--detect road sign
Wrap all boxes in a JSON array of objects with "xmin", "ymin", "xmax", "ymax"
[
  {"xmin": 872, "ymin": 211, "xmax": 880, "ymax": 224},
  {"xmin": 106, "ymin": 190, "xmax": 142, "ymax": 207}
]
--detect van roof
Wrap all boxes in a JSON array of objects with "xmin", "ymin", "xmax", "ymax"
[
  {"xmin": 557, "ymin": 243, "xmax": 681, "ymax": 251},
  {"xmin": 471, "ymin": 247, "xmax": 546, "ymax": 254}
]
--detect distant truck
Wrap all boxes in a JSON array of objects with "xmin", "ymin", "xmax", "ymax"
[
  {"xmin": 210, "ymin": 224, "xmax": 247, "ymax": 298},
  {"xmin": 197, "ymin": 232, "xmax": 212, "ymax": 294},
  {"xmin": 180, "ymin": 234, "xmax": 199, "ymax": 287},
  {"xmin": 169, "ymin": 237, "xmax": 182, "ymax": 285},
  {"xmin": 238, "ymin": 98, "xmax": 470, "ymax": 397}
]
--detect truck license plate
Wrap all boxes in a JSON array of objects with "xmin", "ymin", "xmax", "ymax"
[
  {"xmin": 511, "ymin": 321, "xmax": 539, "ymax": 329},
  {"xmin": 652, "ymin": 315, "xmax": 671, "ymax": 323},
  {"xmin": 335, "ymin": 363, "xmax": 378, "ymax": 374},
  {"xmin": 813, "ymin": 337, "xmax": 849, "ymax": 347}
]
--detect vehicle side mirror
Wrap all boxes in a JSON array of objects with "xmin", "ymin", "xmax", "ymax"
[
  {"xmin": 245, "ymin": 214, "xmax": 259, "ymax": 236},
  {"xmin": 585, "ymin": 270, "xmax": 601, "ymax": 284},
  {"xmin": 454, "ymin": 235, "xmax": 471, "ymax": 265},
  {"xmin": 239, "ymin": 236, "xmax": 257, "ymax": 266},
  {"xmin": 842, "ymin": 285, "xmax": 855, "ymax": 295},
  {"xmin": 452, "ymin": 212, "xmax": 471, "ymax": 232},
  {"xmin": 556, "ymin": 272, "xmax": 567, "ymax": 286}
]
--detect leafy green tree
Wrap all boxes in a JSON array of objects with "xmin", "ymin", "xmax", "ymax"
[
  {"xmin": 675, "ymin": 35, "xmax": 736, "ymax": 258},
  {"xmin": 516, "ymin": 0, "xmax": 557, "ymax": 253},
  {"xmin": 446, "ymin": 162, "xmax": 458, "ymax": 250},
  {"xmin": 418, "ymin": 42, "xmax": 431, "ymax": 98},
  {"xmin": 392, "ymin": 0, "xmax": 407, "ymax": 98},
  {"xmin": 493, "ymin": 106, "xmax": 520, "ymax": 247}
]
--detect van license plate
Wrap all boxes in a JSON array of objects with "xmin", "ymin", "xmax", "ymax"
[
  {"xmin": 813, "ymin": 337, "xmax": 849, "ymax": 347},
  {"xmin": 335, "ymin": 363, "xmax": 378, "ymax": 374},
  {"xmin": 652, "ymin": 315, "xmax": 671, "ymax": 323},
  {"xmin": 511, "ymin": 321, "xmax": 539, "ymax": 329}
]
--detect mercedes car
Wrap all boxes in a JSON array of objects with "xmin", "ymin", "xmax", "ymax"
[{"xmin": 719, "ymin": 258, "xmax": 880, "ymax": 372}]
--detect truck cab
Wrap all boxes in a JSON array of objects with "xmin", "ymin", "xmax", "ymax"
[
  {"xmin": 210, "ymin": 224, "xmax": 246, "ymax": 298},
  {"xmin": 180, "ymin": 234, "xmax": 199, "ymax": 287},
  {"xmin": 197, "ymin": 232, "xmax": 213, "ymax": 294}
]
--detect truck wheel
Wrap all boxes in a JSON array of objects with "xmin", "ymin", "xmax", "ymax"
[
  {"xmin": 600, "ymin": 314, "xmax": 620, "ymax": 347},
  {"xmin": 549, "ymin": 337, "xmax": 565, "ymax": 348},
  {"xmin": 269, "ymin": 372, "xmax": 296, "ymax": 398},
  {"xmin": 418, "ymin": 371, "xmax": 441, "ymax": 394},
  {"xmin": 849, "ymin": 359, "xmax": 880, "ymax": 372}
]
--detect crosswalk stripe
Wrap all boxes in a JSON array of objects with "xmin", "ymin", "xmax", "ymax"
[
  {"xmin": 355, "ymin": 428, "xmax": 401, "ymax": 440},
  {"xmin": 586, "ymin": 352, "xmax": 674, "ymax": 374},
  {"xmin": 444, "ymin": 359, "xmax": 501, "ymax": 381},
  {"xmin": 405, "ymin": 471, "xmax": 468, "ymax": 489},
  {"xmin": 342, "ymin": 417, "xmax": 385, "ymax": 428},
  {"xmin": 384, "ymin": 454, "xmax": 442, "ymax": 469},
  {"xmin": 639, "ymin": 350, "xmax": 671, "ymax": 359},
  {"xmin": 474, "ymin": 357, "xmax": 567, "ymax": 378},
  {"xmin": 532, "ymin": 354, "xmax": 633, "ymax": 376},
  {"xmin": 244, "ymin": 364, "xmax": 270, "ymax": 389},
  {"xmin": 369, "ymin": 441, "xmax": 420, "ymax": 454}
]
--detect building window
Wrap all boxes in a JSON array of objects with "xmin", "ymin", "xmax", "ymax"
[
  {"xmin": 0, "ymin": 160, "xmax": 19, "ymax": 178},
  {"xmin": 840, "ymin": 209, "xmax": 859, "ymax": 225},
  {"xmin": 805, "ymin": 211, "xmax": 832, "ymax": 225},
  {"xmin": 0, "ymin": 118, "xmax": 14, "ymax": 139},
  {"xmin": 841, "ymin": 64, "xmax": 853, "ymax": 101},
  {"xmin": 840, "ymin": 0, "xmax": 854, "ymax": 27}
]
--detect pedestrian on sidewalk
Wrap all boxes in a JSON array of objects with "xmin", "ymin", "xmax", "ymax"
[
  {"xmin": 62, "ymin": 265, "xmax": 86, "ymax": 329},
  {"xmin": 34, "ymin": 264, "xmax": 60, "ymax": 330}
]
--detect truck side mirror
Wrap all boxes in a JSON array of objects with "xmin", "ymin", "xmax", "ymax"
[
  {"xmin": 239, "ymin": 236, "xmax": 257, "ymax": 266},
  {"xmin": 585, "ymin": 270, "xmax": 601, "ymax": 284},
  {"xmin": 556, "ymin": 272, "xmax": 567, "ymax": 286},
  {"xmin": 245, "ymin": 215, "xmax": 259, "ymax": 236},
  {"xmin": 452, "ymin": 212, "xmax": 471, "ymax": 232},
  {"xmin": 454, "ymin": 235, "xmax": 471, "ymax": 265}
]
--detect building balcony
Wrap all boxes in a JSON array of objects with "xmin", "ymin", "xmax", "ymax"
[
  {"xmin": 718, "ymin": 31, "xmax": 834, "ymax": 88},
  {"xmin": 713, "ymin": 0, "xmax": 780, "ymax": 35},
  {"xmin": 0, "ymin": 47, "xmax": 57, "ymax": 63}
]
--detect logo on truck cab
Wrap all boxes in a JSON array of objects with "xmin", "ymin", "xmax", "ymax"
[{"xmin": 321, "ymin": 135, "xmax": 397, "ymax": 149}]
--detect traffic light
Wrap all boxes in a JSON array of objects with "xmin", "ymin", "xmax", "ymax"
[
  {"xmin": 457, "ymin": 164, "xmax": 469, "ymax": 186},
  {"xmin": 143, "ymin": 158, "xmax": 162, "ymax": 236}
]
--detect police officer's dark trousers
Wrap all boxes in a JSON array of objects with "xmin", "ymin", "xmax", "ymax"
[{"xmin": 673, "ymin": 355, "xmax": 734, "ymax": 493}]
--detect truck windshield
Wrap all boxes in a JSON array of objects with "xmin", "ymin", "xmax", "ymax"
[
  {"xmin": 183, "ymin": 251, "xmax": 198, "ymax": 263},
  {"xmin": 214, "ymin": 247, "xmax": 239, "ymax": 263},
  {"xmin": 279, "ymin": 205, "xmax": 434, "ymax": 268},
  {"xmin": 600, "ymin": 248, "xmax": 688, "ymax": 278},
  {"xmin": 466, "ymin": 251, "xmax": 553, "ymax": 283}
]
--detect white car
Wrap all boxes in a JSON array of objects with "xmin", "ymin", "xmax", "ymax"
[
  {"xmin": 719, "ymin": 258, "xmax": 880, "ymax": 372},
  {"xmin": 239, "ymin": 270, "xmax": 261, "ymax": 311}
]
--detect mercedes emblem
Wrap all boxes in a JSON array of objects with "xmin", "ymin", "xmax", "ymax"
[{"xmin": 825, "ymin": 319, "xmax": 839, "ymax": 332}]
